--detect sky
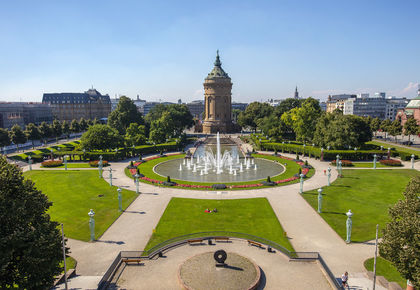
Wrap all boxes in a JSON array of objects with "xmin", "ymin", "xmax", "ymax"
[{"xmin": 0, "ymin": 0, "xmax": 419, "ymax": 103}]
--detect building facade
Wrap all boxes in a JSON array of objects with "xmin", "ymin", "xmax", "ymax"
[
  {"xmin": 396, "ymin": 86, "xmax": 420, "ymax": 126},
  {"xmin": 202, "ymin": 51, "xmax": 233, "ymax": 133},
  {"xmin": 0, "ymin": 102, "xmax": 53, "ymax": 129},
  {"xmin": 42, "ymin": 88, "xmax": 111, "ymax": 122},
  {"xmin": 186, "ymin": 100, "xmax": 205, "ymax": 119},
  {"xmin": 385, "ymin": 97, "xmax": 409, "ymax": 121}
]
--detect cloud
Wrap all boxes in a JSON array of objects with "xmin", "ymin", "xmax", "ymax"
[{"xmin": 401, "ymin": 82, "xmax": 418, "ymax": 93}]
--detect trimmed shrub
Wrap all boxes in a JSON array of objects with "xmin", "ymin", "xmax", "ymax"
[
  {"xmin": 212, "ymin": 184, "xmax": 227, "ymax": 189},
  {"xmin": 398, "ymin": 151, "xmax": 419, "ymax": 161},
  {"xmin": 89, "ymin": 160, "xmax": 109, "ymax": 167},
  {"xmin": 379, "ymin": 159, "xmax": 402, "ymax": 166},
  {"xmin": 331, "ymin": 160, "xmax": 353, "ymax": 167},
  {"xmin": 41, "ymin": 160, "xmax": 63, "ymax": 167}
]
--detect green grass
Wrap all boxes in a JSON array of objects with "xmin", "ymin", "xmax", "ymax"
[
  {"xmin": 129, "ymin": 153, "xmax": 314, "ymax": 190},
  {"xmin": 351, "ymin": 162, "xmax": 391, "ymax": 168},
  {"xmin": 302, "ymin": 169, "xmax": 420, "ymax": 242},
  {"xmin": 144, "ymin": 197, "xmax": 294, "ymax": 253},
  {"xmin": 24, "ymin": 170, "xmax": 138, "ymax": 241},
  {"xmin": 364, "ymin": 257, "xmax": 406, "ymax": 288},
  {"xmin": 40, "ymin": 163, "xmax": 94, "ymax": 168},
  {"xmin": 59, "ymin": 256, "xmax": 77, "ymax": 273},
  {"xmin": 368, "ymin": 140, "xmax": 420, "ymax": 158}
]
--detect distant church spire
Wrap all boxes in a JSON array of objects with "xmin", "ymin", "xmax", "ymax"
[{"xmin": 294, "ymin": 86, "xmax": 299, "ymax": 99}]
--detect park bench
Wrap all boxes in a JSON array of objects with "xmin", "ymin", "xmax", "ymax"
[
  {"xmin": 122, "ymin": 258, "xmax": 143, "ymax": 264},
  {"xmin": 247, "ymin": 240, "xmax": 263, "ymax": 248},
  {"xmin": 215, "ymin": 237, "xmax": 230, "ymax": 243},
  {"xmin": 187, "ymin": 239, "xmax": 204, "ymax": 245}
]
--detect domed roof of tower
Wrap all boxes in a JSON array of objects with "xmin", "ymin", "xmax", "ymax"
[{"xmin": 206, "ymin": 50, "xmax": 230, "ymax": 80}]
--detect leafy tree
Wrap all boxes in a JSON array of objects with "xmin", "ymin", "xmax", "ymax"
[
  {"xmin": 275, "ymin": 98, "xmax": 303, "ymax": 116},
  {"xmin": 0, "ymin": 155, "xmax": 63, "ymax": 289},
  {"xmin": 232, "ymin": 109, "xmax": 242, "ymax": 124},
  {"xmin": 282, "ymin": 98, "xmax": 322, "ymax": 143},
  {"xmin": 61, "ymin": 121, "xmax": 70, "ymax": 139},
  {"xmin": 380, "ymin": 119, "xmax": 392, "ymax": 140},
  {"xmin": 108, "ymin": 96, "xmax": 144, "ymax": 134},
  {"xmin": 146, "ymin": 104, "xmax": 193, "ymax": 136},
  {"xmin": 9, "ymin": 124, "xmax": 27, "ymax": 151},
  {"xmin": 70, "ymin": 119, "xmax": 80, "ymax": 134},
  {"xmin": 388, "ymin": 119, "xmax": 402, "ymax": 142},
  {"xmin": 51, "ymin": 120, "xmax": 62, "ymax": 143},
  {"xmin": 403, "ymin": 117, "xmax": 418, "ymax": 144},
  {"xmin": 237, "ymin": 102, "xmax": 273, "ymax": 132},
  {"xmin": 149, "ymin": 111, "xmax": 174, "ymax": 144},
  {"xmin": 81, "ymin": 124, "xmax": 123, "ymax": 151},
  {"xmin": 87, "ymin": 119, "xmax": 94, "ymax": 126},
  {"xmin": 0, "ymin": 128, "xmax": 11, "ymax": 148},
  {"xmin": 257, "ymin": 115, "xmax": 288, "ymax": 141},
  {"xmin": 38, "ymin": 122, "xmax": 52, "ymax": 145},
  {"xmin": 370, "ymin": 117, "xmax": 381, "ymax": 137},
  {"xmin": 25, "ymin": 123, "xmax": 41, "ymax": 148},
  {"xmin": 379, "ymin": 176, "xmax": 420, "ymax": 288},
  {"xmin": 125, "ymin": 123, "xmax": 147, "ymax": 146},
  {"xmin": 79, "ymin": 118, "xmax": 88, "ymax": 132},
  {"xmin": 92, "ymin": 118, "xmax": 99, "ymax": 125}
]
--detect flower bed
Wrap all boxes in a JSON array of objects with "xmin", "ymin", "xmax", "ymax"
[
  {"xmin": 379, "ymin": 159, "xmax": 402, "ymax": 166},
  {"xmin": 331, "ymin": 160, "xmax": 353, "ymax": 167},
  {"xmin": 41, "ymin": 160, "xmax": 63, "ymax": 167},
  {"xmin": 89, "ymin": 160, "xmax": 109, "ymax": 167}
]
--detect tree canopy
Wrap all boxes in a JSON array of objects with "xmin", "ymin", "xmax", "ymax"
[
  {"xmin": 70, "ymin": 119, "xmax": 80, "ymax": 133},
  {"xmin": 379, "ymin": 176, "xmax": 420, "ymax": 288},
  {"xmin": 237, "ymin": 102, "xmax": 274, "ymax": 132},
  {"xmin": 0, "ymin": 128, "xmax": 11, "ymax": 148},
  {"xmin": 108, "ymin": 96, "xmax": 144, "ymax": 134},
  {"xmin": 403, "ymin": 117, "xmax": 419, "ymax": 142},
  {"xmin": 125, "ymin": 123, "xmax": 147, "ymax": 146},
  {"xmin": 145, "ymin": 103, "xmax": 194, "ymax": 136},
  {"xmin": 9, "ymin": 125, "xmax": 27, "ymax": 150},
  {"xmin": 81, "ymin": 124, "xmax": 123, "ymax": 151},
  {"xmin": 0, "ymin": 156, "xmax": 63, "ymax": 289},
  {"xmin": 25, "ymin": 123, "xmax": 41, "ymax": 147}
]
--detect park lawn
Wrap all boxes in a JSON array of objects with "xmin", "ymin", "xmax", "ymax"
[
  {"xmin": 40, "ymin": 163, "xmax": 94, "ymax": 168},
  {"xmin": 24, "ymin": 170, "xmax": 138, "ymax": 241},
  {"xmin": 144, "ymin": 197, "xmax": 294, "ymax": 253},
  {"xmin": 130, "ymin": 153, "xmax": 314, "ymax": 190},
  {"xmin": 364, "ymin": 257, "xmax": 405, "ymax": 288},
  {"xmin": 302, "ymin": 169, "xmax": 420, "ymax": 242},
  {"xmin": 59, "ymin": 256, "xmax": 77, "ymax": 273},
  {"xmin": 351, "ymin": 162, "xmax": 393, "ymax": 168},
  {"xmin": 367, "ymin": 140, "xmax": 420, "ymax": 158}
]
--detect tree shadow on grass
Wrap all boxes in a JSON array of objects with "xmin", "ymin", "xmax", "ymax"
[
  {"xmin": 96, "ymin": 240, "xmax": 125, "ymax": 245},
  {"xmin": 331, "ymin": 185, "xmax": 351, "ymax": 188},
  {"xmin": 322, "ymin": 211, "xmax": 346, "ymax": 215},
  {"xmin": 124, "ymin": 210, "xmax": 146, "ymax": 214}
]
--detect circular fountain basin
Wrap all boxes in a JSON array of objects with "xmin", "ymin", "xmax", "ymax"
[{"xmin": 154, "ymin": 158, "xmax": 285, "ymax": 183}]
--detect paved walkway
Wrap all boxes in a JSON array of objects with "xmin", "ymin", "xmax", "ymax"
[{"xmin": 24, "ymin": 152, "xmax": 417, "ymax": 289}]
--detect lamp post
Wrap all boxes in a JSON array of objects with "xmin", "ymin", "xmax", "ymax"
[
  {"xmin": 411, "ymin": 154, "xmax": 415, "ymax": 169},
  {"xmin": 64, "ymin": 155, "xmax": 68, "ymax": 170},
  {"xmin": 380, "ymin": 145, "xmax": 383, "ymax": 151},
  {"xmin": 50, "ymin": 148, "xmax": 54, "ymax": 160},
  {"xmin": 28, "ymin": 155, "xmax": 32, "ymax": 171},
  {"xmin": 317, "ymin": 188, "xmax": 323, "ymax": 213},
  {"xmin": 98, "ymin": 155, "xmax": 103, "ymax": 178},
  {"xmin": 303, "ymin": 144, "xmax": 306, "ymax": 156},
  {"xmin": 338, "ymin": 160, "xmax": 343, "ymax": 177},
  {"xmin": 132, "ymin": 145, "xmax": 135, "ymax": 157},
  {"xmin": 387, "ymin": 147, "xmax": 391, "ymax": 159},
  {"xmin": 373, "ymin": 154, "xmax": 377, "ymax": 169},
  {"xmin": 134, "ymin": 173, "xmax": 140, "ymax": 194},
  {"xmin": 88, "ymin": 209, "xmax": 95, "ymax": 241},
  {"xmin": 321, "ymin": 147, "xmax": 324, "ymax": 161},
  {"xmin": 299, "ymin": 173, "xmax": 304, "ymax": 194},
  {"xmin": 345, "ymin": 210, "xmax": 353, "ymax": 243},
  {"xmin": 109, "ymin": 167, "xmax": 113, "ymax": 186},
  {"xmin": 83, "ymin": 148, "xmax": 86, "ymax": 161},
  {"xmin": 327, "ymin": 167, "xmax": 331, "ymax": 186},
  {"xmin": 327, "ymin": 145, "xmax": 330, "ymax": 151},
  {"xmin": 336, "ymin": 155, "xmax": 340, "ymax": 168},
  {"xmin": 117, "ymin": 187, "xmax": 122, "ymax": 212}
]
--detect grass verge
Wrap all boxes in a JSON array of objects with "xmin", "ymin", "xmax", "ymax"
[{"xmin": 364, "ymin": 257, "xmax": 405, "ymax": 288}]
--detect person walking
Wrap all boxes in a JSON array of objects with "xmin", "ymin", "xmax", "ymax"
[{"xmin": 341, "ymin": 271, "xmax": 349, "ymax": 289}]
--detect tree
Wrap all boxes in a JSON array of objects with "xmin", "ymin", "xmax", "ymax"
[
  {"xmin": 232, "ymin": 109, "xmax": 242, "ymax": 124},
  {"xmin": 61, "ymin": 121, "xmax": 70, "ymax": 139},
  {"xmin": 25, "ymin": 123, "xmax": 41, "ymax": 148},
  {"xmin": 79, "ymin": 118, "xmax": 88, "ymax": 132},
  {"xmin": 125, "ymin": 123, "xmax": 147, "ymax": 146},
  {"xmin": 51, "ymin": 120, "xmax": 62, "ymax": 143},
  {"xmin": 70, "ymin": 119, "xmax": 80, "ymax": 134},
  {"xmin": 80, "ymin": 124, "xmax": 123, "ymax": 151},
  {"xmin": 145, "ymin": 104, "xmax": 194, "ymax": 136},
  {"xmin": 149, "ymin": 111, "xmax": 174, "ymax": 144},
  {"xmin": 388, "ymin": 119, "xmax": 402, "ymax": 142},
  {"xmin": 0, "ymin": 128, "xmax": 11, "ymax": 149},
  {"xmin": 237, "ymin": 102, "xmax": 273, "ymax": 132},
  {"xmin": 370, "ymin": 117, "xmax": 381, "ymax": 137},
  {"xmin": 403, "ymin": 117, "xmax": 419, "ymax": 144},
  {"xmin": 38, "ymin": 122, "xmax": 52, "ymax": 145},
  {"xmin": 380, "ymin": 119, "xmax": 392, "ymax": 140},
  {"xmin": 9, "ymin": 124, "xmax": 27, "ymax": 151},
  {"xmin": 257, "ymin": 115, "xmax": 288, "ymax": 141},
  {"xmin": 275, "ymin": 98, "xmax": 303, "ymax": 116},
  {"xmin": 0, "ymin": 155, "xmax": 63, "ymax": 289},
  {"xmin": 108, "ymin": 96, "xmax": 144, "ymax": 134},
  {"xmin": 282, "ymin": 98, "xmax": 322, "ymax": 143},
  {"xmin": 379, "ymin": 176, "xmax": 420, "ymax": 288}
]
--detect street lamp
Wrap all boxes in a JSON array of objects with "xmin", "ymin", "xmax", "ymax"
[
  {"xmin": 345, "ymin": 210, "xmax": 353, "ymax": 243},
  {"xmin": 373, "ymin": 154, "xmax": 377, "ymax": 169},
  {"xmin": 109, "ymin": 167, "xmax": 113, "ymax": 186},
  {"xmin": 134, "ymin": 173, "xmax": 140, "ymax": 194},
  {"xmin": 327, "ymin": 145, "xmax": 330, "ymax": 151},
  {"xmin": 64, "ymin": 155, "xmax": 68, "ymax": 170},
  {"xmin": 117, "ymin": 187, "xmax": 122, "ymax": 212},
  {"xmin": 411, "ymin": 154, "xmax": 415, "ymax": 169},
  {"xmin": 387, "ymin": 147, "xmax": 391, "ymax": 159},
  {"xmin": 321, "ymin": 147, "xmax": 324, "ymax": 161},
  {"xmin": 338, "ymin": 160, "xmax": 343, "ymax": 177},
  {"xmin": 50, "ymin": 148, "xmax": 54, "ymax": 160},
  {"xmin": 28, "ymin": 155, "xmax": 32, "ymax": 171},
  {"xmin": 83, "ymin": 148, "xmax": 86, "ymax": 161},
  {"xmin": 98, "ymin": 155, "xmax": 103, "ymax": 178},
  {"xmin": 317, "ymin": 188, "xmax": 323, "ymax": 213},
  {"xmin": 327, "ymin": 167, "xmax": 331, "ymax": 186},
  {"xmin": 88, "ymin": 209, "xmax": 95, "ymax": 241},
  {"xmin": 299, "ymin": 173, "xmax": 304, "ymax": 194},
  {"xmin": 336, "ymin": 155, "xmax": 340, "ymax": 168}
]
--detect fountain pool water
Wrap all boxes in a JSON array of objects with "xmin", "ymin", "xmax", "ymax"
[{"xmin": 154, "ymin": 133, "xmax": 285, "ymax": 183}]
